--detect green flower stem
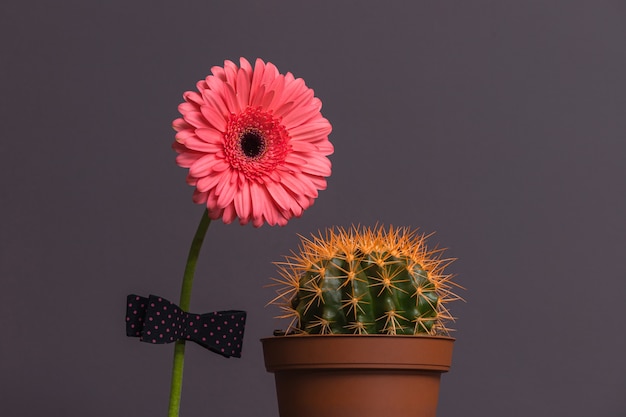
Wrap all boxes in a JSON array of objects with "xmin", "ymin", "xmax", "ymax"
[{"xmin": 168, "ymin": 209, "xmax": 211, "ymax": 417}]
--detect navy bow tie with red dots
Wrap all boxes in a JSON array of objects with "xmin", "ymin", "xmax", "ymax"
[{"xmin": 125, "ymin": 294, "xmax": 246, "ymax": 358}]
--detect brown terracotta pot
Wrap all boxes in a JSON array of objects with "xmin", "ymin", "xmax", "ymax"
[{"xmin": 261, "ymin": 334, "xmax": 454, "ymax": 417}]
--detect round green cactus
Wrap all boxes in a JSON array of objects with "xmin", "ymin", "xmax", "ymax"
[{"xmin": 270, "ymin": 225, "xmax": 460, "ymax": 335}]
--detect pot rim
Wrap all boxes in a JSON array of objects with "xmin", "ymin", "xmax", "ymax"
[
  {"xmin": 261, "ymin": 333, "xmax": 455, "ymax": 373},
  {"xmin": 262, "ymin": 333, "xmax": 455, "ymax": 341}
]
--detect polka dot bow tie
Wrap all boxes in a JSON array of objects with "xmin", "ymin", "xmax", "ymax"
[{"xmin": 125, "ymin": 294, "xmax": 246, "ymax": 358}]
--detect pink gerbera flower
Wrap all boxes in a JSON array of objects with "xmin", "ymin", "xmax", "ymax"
[{"xmin": 172, "ymin": 57, "xmax": 333, "ymax": 227}]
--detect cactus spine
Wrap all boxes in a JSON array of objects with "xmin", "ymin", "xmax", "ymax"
[{"xmin": 271, "ymin": 225, "xmax": 460, "ymax": 336}]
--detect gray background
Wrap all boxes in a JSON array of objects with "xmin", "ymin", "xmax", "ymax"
[{"xmin": 1, "ymin": 1, "xmax": 625, "ymax": 416}]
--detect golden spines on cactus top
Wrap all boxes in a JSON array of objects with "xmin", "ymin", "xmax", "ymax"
[{"xmin": 270, "ymin": 225, "xmax": 461, "ymax": 336}]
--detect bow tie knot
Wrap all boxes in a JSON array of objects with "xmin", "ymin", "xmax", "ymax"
[{"xmin": 126, "ymin": 294, "xmax": 246, "ymax": 358}]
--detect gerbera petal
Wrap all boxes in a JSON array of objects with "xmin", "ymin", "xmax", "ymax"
[
  {"xmin": 288, "ymin": 120, "xmax": 332, "ymax": 139},
  {"xmin": 314, "ymin": 138, "xmax": 334, "ymax": 155},
  {"xmin": 280, "ymin": 171, "xmax": 319, "ymax": 198},
  {"xmin": 200, "ymin": 105, "xmax": 227, "ymax": 131},
  {"xmin": 186, "ymin": 174, "xmax": 197, "ymax": 186},
  {"xmin": 265, "ymin": 181, "xmax": 293, "ymax": 211},
  {"xmin": 281, "ymin": 76, "xmax": 306, "ymax": 104},
  {"xmin": 183, "ymin": 136, "xmax": 222, "ymax": 153},
  {"xmin": 273, "ymin": 213, "xmax": 289, "ymax": 227},
  {"xmin": 211, "ymin": 158, "xmax": 230, "ymax": 172},
  {"xmin": 289, "ymin": 140, "xmax": 320, "ymax": 153},
  {"xmin": 207, "ymin": 206, "xmax": 224, "ymax": 220},
  {"xmin": 294, "ymin": 190, "xmax": 314, "ymax": 210},
  {"xmin": 183, "ymin": 91, "xmax": 204, "ymax": 106},
  {"xmin": 310, "ymin": 97, "xmax": 323, "ymax": 111},
  {"xmin": 288, "ymin": 86, "xmax": 315, "ymax": 111},
  {"xmin": 234, "ymin": 180, "xmax": 252, "ymax": 222},
  {"xmin": 223, "ymin": 60, "xmax": 239, "ymax": 88},
  {"xmin": 196, "ymin": 173, "xmax": 223, "ymax": 192},
  {"xmin": 250, "ymin": 59, "xmax": 267, "ymax": 102},
  {"xmin": 266, "ymin": 75, "xmax": 286, "ymax": 109},
  {"xmin": 206, "ymin": 188, "xmax": 219, "ymax": 207},
  {"xmin": 184, "ymin": 111, "xmax": 211, "ymax": 129},
  {"xmin": 281, "ymin": 103, "xmax": 320, "ymax": 128},
  {"xmin": 299, "ymin": 155, "xmax": 332, "ymax": 176},
  {"xmin": 249, "ymin": 85, "xmax": 266, "ymax": 107},
  {"xmin": 249, "ymin": 181, "xmax": 272, "ymax": 224},
  {"xmin": 222, "ymin": 203, "xmax": 237, "ymax": 224},
  {"xmin": 262, "ymin": 62, "xmax": 280, "ymax": 84},
  {"xmin": 273, "ymin": 101, "xmax": 294, "ymax": 118},
  {"xmin": 205, "ymin": 75, "xmax": 226, "ymax": 95},
  {"xmin": 174, "ymin": 128, "xmax": 196, "ymax": 144},
  {"xmin": 211, "ymin": 65, "xmax": 226, "ymax": 81},
  {"xmin": 309, "ymin": 175, "xmax": 328, "ymax": 191},
  {"xmin": 284, "ymin": 153, "xmax": 308, "ymax": 166},
  {"xmin": 274, "ymin": 92, "xmax": 314, "ymax": 121},
  {"xmin": 261, "ymin": 183, "xmax": 283, "ymax": 226},
  {"xmin": 196, "ymin": 79, "xmax": 208, "ymax": 90},
  {"xmin": 202, "ymin": 88, "xmax": 230, "ymax": 118},
  {"xmin": 252, "ymin": 87, "xmax": 272, "ymax": 109},
  {"xmin": 239, "ymin": 57, "xmax": 253, "ymax": 75},
  {"xmin": 261, "ymin": 78, "xmax": 282, "ymax": 110},
  {"xmin": 172, "ymin": 118, "xmax": 191, "ymax": 132},
  {"xmin": 289, "ymin": 203, "xmax": 304, "ymax": 218},
  {"xmin": 236, "ymin": 68, "xmax": 251, "ymax": 110},
  {"xmin": 178, "ymin": 102, "xmax": 199, "ymax": 115},
  {"xmin": 192, "ymin": 189, "xmax": 208, "ymax": 204},
  {"xmin": 195, "ymin": 127, "xmax": 224, "ymax": 144},
  {"xmin": 189, "ymin": 154, "xmax": 227, "ymax": 177},
  {"xmin": 223, "ymin": 82, "xmax": 241, "ymax": 114},
  {"xmin": 175, "ymin": 150, "xmax": 204, "ymax": 168},
  {"xmin": 252, "ymin": 216, "xmax": 263, "ymax": 228},
  {"xmin": 216, "ymin": 172, "xmax": 239, "ymax": 208}
]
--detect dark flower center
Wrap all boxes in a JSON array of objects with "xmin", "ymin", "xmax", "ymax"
[
  {"xmin": 224, "ymin": 107, "xmax": 291, "ymax": 180},
  {"xmin": 240, "ymin": 131, "xmax": 266, "ymax": 158}
]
